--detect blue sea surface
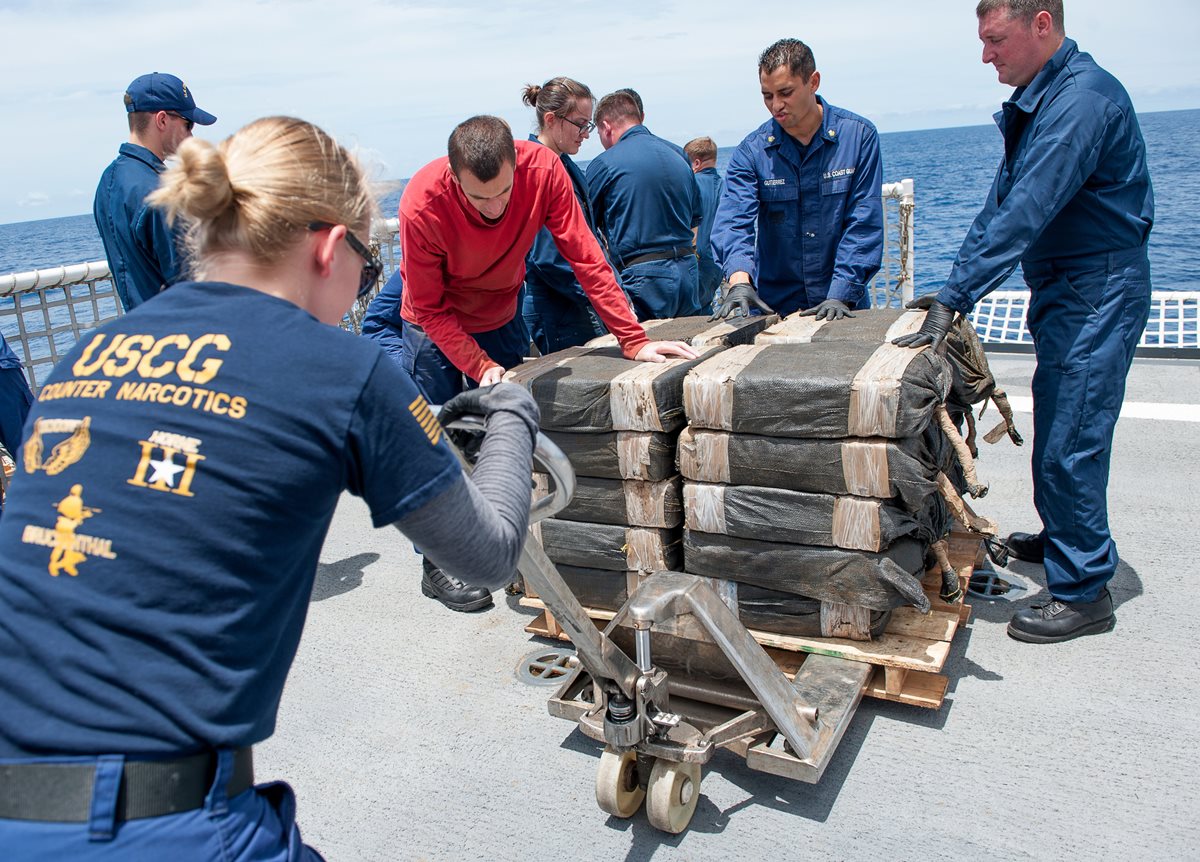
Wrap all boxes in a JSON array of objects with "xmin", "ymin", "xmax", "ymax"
[{"xmin": 2, "ymin": 108, "xmax": 1196, "ymax": 295}]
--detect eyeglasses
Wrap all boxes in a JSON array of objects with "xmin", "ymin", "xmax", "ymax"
[
  {"xmin": 308, "ymin": 221, "xmax": 383, "ymax": 299},
  {"xmin": 558, "ymin": 115, "xmax": 596, "ymax": 134},
  {"xmin": 167, "ymin": 112, "xmax": 195, "ymax": 132}
]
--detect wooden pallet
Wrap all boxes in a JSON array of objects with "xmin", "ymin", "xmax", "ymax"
[{"xmin": 520, "ymin": 529, "xmax": 981, "ymax": 710}]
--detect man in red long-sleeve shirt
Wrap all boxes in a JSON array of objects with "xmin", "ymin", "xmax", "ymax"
[{"xmin": 362, "ymin": 115, "xmax": 695, "ymax": 611}]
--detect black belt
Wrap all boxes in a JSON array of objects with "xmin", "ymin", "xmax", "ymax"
[
  {"xmin": 622, "ymin": 244, "xmax": 695, "ymax": 269},
  {"xmin": 0, "ymin": 747, "xmax": 254, "ymax": 823}
]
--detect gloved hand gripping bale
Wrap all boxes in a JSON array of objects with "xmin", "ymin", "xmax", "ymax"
[
  {"xmin": 396, "ymin": 383, "xmax": 541, "ymax": 606},
  {"xmin": 709, "ymin": 280, "xmax": 775, "ymax": 321},
  {"xmin": 892, "ymin": 299, "xmax": 956, "ymax": 351},
  {"xmin": 799, "ymin": 298, "xmax": 856, "ymax": 321}
]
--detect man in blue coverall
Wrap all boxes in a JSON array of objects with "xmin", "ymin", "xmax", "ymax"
[
  {"xmin": 710, "ymin": 38, "xmax": 883, "ymax": 321},
  {"xmin": 0, "ymin": 333, "xmax": 34, "ymax": 506},
  {"xmin": 94, "ymin": 73, "xmax": 216, "ymax": 311},
  {"xmin": 684, "ymin": 136, "xmax": 725, "ymax": 312},
  {"xmin": 586, "ymin": 90, "xmax": 702, "ymax": 320},
  {"xmin": 895, "ymin": 0, "xmax": 1153, "ymax": 643}
]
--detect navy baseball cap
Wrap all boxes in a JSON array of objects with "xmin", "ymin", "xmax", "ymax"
[{"xmin": 124, "ymin": 73, "xmax": 216, "ymax": 126}]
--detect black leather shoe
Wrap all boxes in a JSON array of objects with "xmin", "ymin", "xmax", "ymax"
[
  {"xmin": 1007, "ymin": 588, "xmax": 1115, "ymax": 643},
  {"xmin": 1005, "ymin": 531, "xmax": 1045, "ymax": 563},
  {"xmin": 421, "ymin": 559, "xmax": 494, "ymax": 612}
]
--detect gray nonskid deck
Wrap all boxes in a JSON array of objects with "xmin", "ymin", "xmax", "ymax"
[{"xmin": 260, "ymin": 353, "xmax": 1200, "ymax": 860}]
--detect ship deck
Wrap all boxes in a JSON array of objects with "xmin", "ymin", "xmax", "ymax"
[{"xmin": 259, "ymin": 351, "xmax": 1200, "ymax": 860}]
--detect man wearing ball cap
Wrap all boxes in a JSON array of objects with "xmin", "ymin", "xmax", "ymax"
[{"xmin": 93, "ymin": 73, "xmax": 217, "ymax": 311}]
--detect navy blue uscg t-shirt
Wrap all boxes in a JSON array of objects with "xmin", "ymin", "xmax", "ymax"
[{"xmin": 0, "ymin": 281, "xmax": 462, "ymax": 757}]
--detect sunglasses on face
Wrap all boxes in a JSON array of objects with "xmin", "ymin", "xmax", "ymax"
[
  {"xmin": 308, "ymin": 221, "xmax": 383, "ymax": 298},
  {"xmin": 167, "ymin": 112, "xmax": 195, "ymax": 132},
  {"xmin": 559, "ymin": 115, "xmax": 596, "ymax": 134}
]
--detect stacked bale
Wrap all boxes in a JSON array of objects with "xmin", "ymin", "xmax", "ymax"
[
  {"xmin": 508, "ymin": 316, "xmax": 775, "ymax": 609},
  {"xmin": 680, "ymin": 309, "xmax": 967, "ymax": 641}
]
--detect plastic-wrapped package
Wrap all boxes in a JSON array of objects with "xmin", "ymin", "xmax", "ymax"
[
  {"xmin": 683, "ymin": 529, "xmax": 930, "ymax": 612},
  {"xmin": 586, "ymin": 314, "xmax": 780, "ymax": 349},
  {"xmin": 542, "ymin": 429, "xmax": 677, "ymax": 481},
  {"xmin": 684, "ymin": 341, "xmax": 952, "ymax": 439},
  {"xmin": 541, "ymin": 518, "xmax": 682, "ymax": 573},
  {"xmin": 536, "ymin": 473, "xmax": 682, "ymax": 528},
  {"xmin": 683, "ymin": 481, "xmax": 949, "ymax": 552},
  {"xmin": 505, "ymin": 344, "xmax": 721, "ymax": 432}
]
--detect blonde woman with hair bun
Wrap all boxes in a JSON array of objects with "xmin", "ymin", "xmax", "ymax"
[{"xmin": 0, "ymin": 116, "xmax": 541, "ymax": 859}]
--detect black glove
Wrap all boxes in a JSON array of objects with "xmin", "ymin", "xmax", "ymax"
[
  {"xmin": 439, "ymin": 383, "xmax": 541, "ymax": 449},
  {"xmin": 709, "ymin": 281, "xmax": 775, "ymax": 320},
  {"xmin": 892, "ymin": 298, "xmax": 956, "ymax": 351},
  {"xmin": 799, "ymin": 298, "xmax": 856, "ymax": 321}
]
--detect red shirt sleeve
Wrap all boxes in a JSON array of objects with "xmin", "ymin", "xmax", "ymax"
[
  {"xmin": 399, "ymin": 208, "xmax": 495, "ymax": 382},
  {"xmin": 543, "ymin": 160, "xmax": 649, "ymax": 359}
]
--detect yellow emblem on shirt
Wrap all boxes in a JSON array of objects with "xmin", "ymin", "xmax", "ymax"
[{"xmin": 409, "ymin": 395, "xmax": 443, "ymax": 446}]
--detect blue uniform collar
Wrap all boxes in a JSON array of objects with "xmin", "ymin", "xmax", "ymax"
[
  {"xmin": 766, "ymin": 97, "xmax": 839, "ymax": 153},
  {"xmin": 117, "ymin": 142, "xmax": 167, "ymax": 172},
  {"xmin": 616, "ymin": 124, "xmax": 651, "ymax": 144},
  {"xmin": 1008, "ymin": 37, "xmax": 1077, "ymax": 116}
]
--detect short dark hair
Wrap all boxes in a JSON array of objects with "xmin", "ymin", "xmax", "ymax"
[
  {"xmin": 614, "ymin": 88, "xmax": 644, "ymax": 121},
  {"xmin": 447, "ymin": 115, "xmax": 516, "ymax": 183},
  {"xmin": 684, "ymin": 136, "xmax": 717, "ymax": 163},
  {"xmin": 595, "ymin": 91, "xmax": 642, "ymax": 126},
  {"xmin": 124, "ymin": 93, "xmax": 151, "ymax": 134},
  {"xmin": 976, "ymin": 0, "xmax": 1065, "ymax": 32},
  {"xmin": 758, "ymin": 38, "xmax": 816, "ymax": 81}
]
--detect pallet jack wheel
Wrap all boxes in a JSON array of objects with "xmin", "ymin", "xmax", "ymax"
[
  {"xmin": 645, "ymin": 759, "xmax": 700, "ymax": 834},
  {"xmin": 595, "ymin": 748, "xmax": 645, "ymax": 818}
]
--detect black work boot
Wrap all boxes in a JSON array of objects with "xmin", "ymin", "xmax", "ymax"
[
  {"xmin": 1005, "ymin": 531, "xmax": 1045, "ymax": 564},
  {"xmin": 1007, "ymin": 588, "xmax": 1115, "ymax": 643},
  {"xmin": 421, "ymin": 558, "xmax": 494, "ymax": 612}
]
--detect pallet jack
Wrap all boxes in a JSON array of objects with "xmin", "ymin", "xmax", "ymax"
[{"xmin": 511, "ymin": 427, "xmax": 875, "ymax": 833}]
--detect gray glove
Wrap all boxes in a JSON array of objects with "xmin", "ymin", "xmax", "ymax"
[
  {"xmin": 440, "ymin": 383, "xmax": 541, "ymax": 448},
  {"xmin": 709, "ymin": 281, "xmax": 775, "ymax": 320},
  {"xmin": 892, "ymin": 298, "xmax": 956, "ymax": 351},
  {"xmin": 799, "ymin": 298, "xmax": 856, "ymax": 321}
]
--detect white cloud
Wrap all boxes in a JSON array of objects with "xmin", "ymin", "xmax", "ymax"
[{"xmin": 17, "ymin": 192, "xmax": 50, "ymax": 209}]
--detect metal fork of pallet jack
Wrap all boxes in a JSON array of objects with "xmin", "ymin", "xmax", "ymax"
[{"xmin": 448, "ymin": 414, "xmax": 871, "ymax": 831}]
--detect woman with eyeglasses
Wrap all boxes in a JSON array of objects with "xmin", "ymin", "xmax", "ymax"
[
  {"xmin": 520, "ymin": 76, "xmax": 615, "ymax": 353},
  {"xmin": 0, "ymin": 116, "xmax": 540, "ymax": 859}
]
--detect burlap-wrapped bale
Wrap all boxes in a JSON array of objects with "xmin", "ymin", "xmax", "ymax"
[
  {"xmin": 506, "ymin": 344, "xmax": 721, "ymax": 432},
  {"xmin": 677, "ymin": 425, "xmax": 953, "ymax": 512},
  {"xmin": 683, "ymin": 529, "xmax": 930, "ymax": 612},
  {"xmin": 756, "ymin": 308, "xmax": 923, "ymax": 345},
  {"xmin": 543, "ymin": 430, "xmax": 676, "ymax": 481},
  {"xmin": 541, "ymin": 518, "xmax": 682, "ymax": 573},
  {"xmin": 586, "ymin": 315, "xmax": 780, "ymax": 350},
  {"xmin": 683, "ymin": 342, "xmax": 951, "ymax": 439},
  {"xmin": 536, "ymin": 473, "xmax": 682, "ymax": 528},
  {"xmin": 683, "ymin": 481, "xmax": 949, "ymax": 552},
  {"xmin": 735, "ymin": 585, "xmax": 892, "ymax": 639}
]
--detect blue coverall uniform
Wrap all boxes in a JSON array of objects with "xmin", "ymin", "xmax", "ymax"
[
  {"xmin": 0, "ymin": 332, "xmax": 34, "ymax": 460},
  {"xmin": 93, "ymin": 143, "xmax": 183, "ymax": 311},
  {"xmin": 586, "ymin": 125, "xmax": 702, "ymax": 320},
  {"xmin": 937, "ymin": 38, "xmax": 1154, "ymax": 604},
  {"xmin": 693, "ymin": 166, "xmax": 724, "ymax": 312},
  {"xmin": 711, "ymin": 98, "xmax": 883, "ymax": 317},
  {"xmin": 521, "ymin": 135, "xmax": 607, "ymax": 353}
]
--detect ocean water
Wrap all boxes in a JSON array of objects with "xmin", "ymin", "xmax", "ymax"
[{"xmin": 2, "ymin": 108, "xmax": 1196, "ymax": 294}]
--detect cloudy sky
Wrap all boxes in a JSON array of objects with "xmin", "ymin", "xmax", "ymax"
[{"xmin": 1, "ymin": 0, "xmax": 1197, "ymax": 224}]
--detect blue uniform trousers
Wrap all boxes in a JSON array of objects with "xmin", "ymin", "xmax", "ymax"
[
  {"xmin": 521, "ymin": 285, "xmax": 605, "ymax": 355},
  {"xmin": 1024, "ymin": 246, "xmax": 1151, "ymax": 603},
  {"xmin": 697, "ymin": 256, "xmax": 722, "ymax": 315},
  {"xmin": 362, "ymin": 314, "xmax": 529, "ymax": 405},
  {"xmin": 620, "ymin": 256, "xmax": 700, "ymax": 321},
  {"xmin": 1, "ymin": 751, "xmax": 323, "ymax": 861},
  {"xmin": 0, "ymin": 365, "xmax": 34, "ymax": 456}
]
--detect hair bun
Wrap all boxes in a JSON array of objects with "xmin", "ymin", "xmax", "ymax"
[{"xmin": 521, "ymin": 83, "xmax": 542, "ymax": 108}]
